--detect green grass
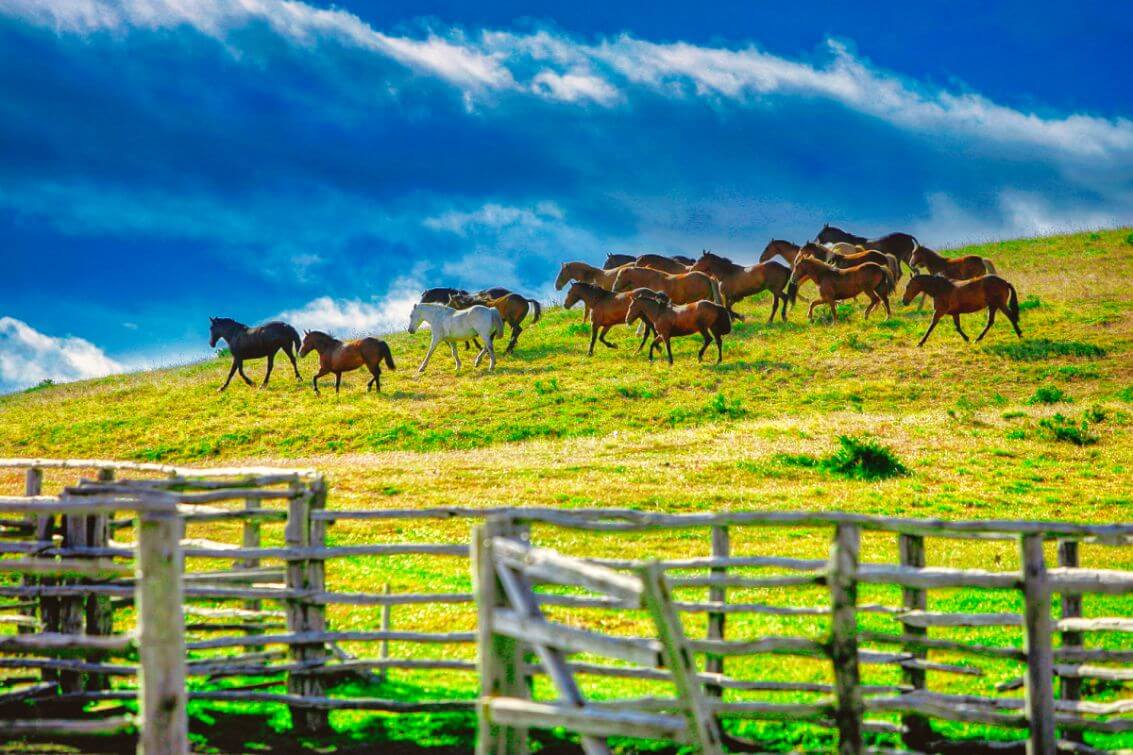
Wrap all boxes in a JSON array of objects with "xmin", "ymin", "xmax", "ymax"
[{"xmin": 2, "ymin": 229, "xmax": 1133, "ymax": 752}]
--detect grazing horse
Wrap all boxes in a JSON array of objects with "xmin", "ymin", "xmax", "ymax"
[
  {"xmin": 635, "ymin": 254, "xmax": 691, "ymax": 274},
  {"xmin": 625, "ymin": 291, "xmax": 732, "ymax": 364},
  {"xmin": 449, "ymin": 291, "xmax": 542, "ymax": 354},
  {"xmin": 408, "ymin": 303, "xmax": 503, "ymax": 373},
  {"xmin": 903, "ymin": 275, "xmax": 1022, "ymax": 346},
  {"xmin": 564, "ymin": 282, "xmax": 657, "ymax": 355},
  {"xmin": 298, "ymin": 331, "xmax": 395, "ymax": 394},
  {"xmin": 909, "ymin": 246, "xmax": 996, "ymax": 279},
  {"xmin": 209, "ymin": 317, "xmax": 302, "ymax": 392},
  {"xmin": 604, "ymin": 253, "xmax": 636, "ymax": 269},
  {"xmin": 801, "ymin": 243, "xmax": 902, "ymax": 283},
  {"xmin": 611, "ymin": 266, "xmax": 723, "ymax": 307},
  {"xmin": 789, "ymin": 257, "xmax": 894, "ymax": 321},
  {"xmin": 690, "ymin": 251, "xmax": 791, "ymax": 323},
  {"xmin": 815, "ymin": 225, "xmax": 920, "ymax": 268},
  {"xmin": 759, "ymin": 239, "xmax": 802, "ymax": 264}
]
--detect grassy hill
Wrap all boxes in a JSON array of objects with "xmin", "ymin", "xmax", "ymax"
[{"xmin": 2, "ymin": 229, "xmax": 1133, "ymax": 751}]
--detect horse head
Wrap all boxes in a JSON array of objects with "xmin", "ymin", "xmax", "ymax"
[{"xmin": 554, "ymin": 263, "xmax": 573, "ymax": 290}]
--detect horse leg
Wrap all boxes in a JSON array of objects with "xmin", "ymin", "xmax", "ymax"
[
  {"xmin": 483, "ymin": 337, "xmax": 497, "ymax": 371},
  {"xmin": 918, "ymin": 314, "xmax": 941, "ymax": 347},
  {"xmin": 952, "ymin": 314, "xmax": 969, "ymax": 342},
  {"xmin": 863, "ymin": 291, "xmax": 879, "ymax": 319},
  {"xmin": 334, "ymin": 372, "xmax": 342, "ymax": 393},
  {"xmin": 768, "ymin": 295, "xmax": 779, "ymax": 324},
  {"xmin": 312, "ymin": 367, "xmax": 330, "ymax": 394},
  {"xmin": 506, "ymin": 324, "xmax": 521, "ymax": 355},
  {"xmin": 881, "ymin": 290, "xmax": 892, "ymax": 319},
  {"xmin": 807, "ymin": 300, "xmax": 820, "ymax": 321},
  {"xmin": 829, "ymin": 300, "xmax": 838, "ymax": 322},
  {"xmin": 368, "ymin": 364, "xmax": 382, "ymax": 392},
  {"xmin": 418, "ymin": 337, "xmax": 441, "ymax": 374},
  {"xmin": 665, "ymin": 337, "xmax": 674, "ymax": 366},
  {"xmin": 285, "ymin": 345, "xmax": 302, "ymax": 380},
  {"xmin": 648, "ymin": 336, "xmax": 661, "ymax": 362},
  {"xmin": 976, "ymin": 307, "xmax": 997, "ymax": 342},
  {"xmin": 219, "ymin": 359, "xmax": 239, "ymax": 392},
  {"xmin": 237, "ymin": 361, "xmax": 254, "ymax": 386},
  {"xmin": 636, "ymin": 325, "xmax": 652, "ymax": 353},
  {"xmin": 599, "ymin": 326, "xmax": 617, "ymax": 349},
  {"xmin": 450, "ymin": 342, "xmax": 464, "ymax": 371},
  {"xmin": 261, "ymin": 353, "xmax": 275, "ymax": 387},
  {"xmin": 588, "ymin": 323, "xmax": 599, "ymax": 356},
  {"xmin": 698, "ymin": 330, "xmax": 711, "ymax": 361},
  {"xmin": 715, "ymin": 331, "xmax": 724, "ymax": 363},
  {"xmin": 1002, "ymin": 303, "xmax": 1023, "ymax": 337}
]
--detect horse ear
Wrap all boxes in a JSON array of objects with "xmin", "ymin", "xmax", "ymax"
[{"xmin": 210, "ymin": 316, "xmax": 216, "ymax": 323}]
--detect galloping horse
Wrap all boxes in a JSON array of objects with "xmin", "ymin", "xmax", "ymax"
[
  {"xmin": 909, "ymin": 247, "xmax": 996, "ymax": 279},
  {"xmin": 625, "ymin": 291, "xmax": 732, "ymax": 364},
  {"xmin": 611, "ymin": 266, "xmax": 723, "ymax": 307},
  {"xmin": 298, "ymin": 331, "xmax": 395, "ymax": 394},
  {"xmin": 801, "ymin": 243, "xmax": 901, "ymax": 284},
  {"xmin": 604, "ymin": 253, "xmax": 636, "ymax": 269},
  {"xmin": 408, "ymin": 303, "xmax": 504, "ymax": 373},
  {"xmin": 555, "ymin": 261, "xmax": 628, "ymax": 291},
  {"xmin": 789, "ymin": 257, "xmax": 894, "ymax": 321},
  {"xmin": 759, "ymin": 239, "xmax": 802, "ymax": 264},
  {"xmin": 691, "ymin": 251, "xmax": 791, "ymax": 323},
  {"xmin": 902, "ymin": 275, "xmax": 1022, "ymax": 346},
  {"xmin": 209, "ymin": 317, "xmax": 302, "ymax": 392},
  {"xmin": 635, "ymin": 254, "xmax": 691, "ymax": 274},
  {"xmin": 449, "ymin": 291, "xmax": 541, "ymax": 354},
  {"xmin": 564, "ymin": 282, "xmax": 657, "ymax": 355},
  {"xmin": 420, "ymin": 287, "xmax": 467, "ymax": 304},
  {"xmin": 815, "ymin": 225, "xmax": 920, "ymax": 268}
]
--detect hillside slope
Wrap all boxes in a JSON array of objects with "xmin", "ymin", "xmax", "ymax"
[{"xmin": 1, "ymin": 230, "xmax": 1132, "ymax": 524}]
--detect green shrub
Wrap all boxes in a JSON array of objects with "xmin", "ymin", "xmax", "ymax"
[
  {"xmin": 1118, "ymin": 386, "xmax": 1133, "ymax": 403},
  {"xmin": 986, "ymin": 339, "xmax": 1105, "ymax": 361},
  {"xmin": 533, "ymin": 378, "xmax": 560, "ymax": 395},
  {"xmin": 776, "ymin": 436, "xmax": 906, "ymax": 481},
  {"xmin": 566, "ymin": 323, "xmax": 590, "ymax": 336},
  {"xmin": 1027, "ymin": 385, "xmax": 1071, "ymax": 405},
  {"xmin": 1018, "ymin": 295, "xmax": 1042, "ymax": 311},
  {"xmin": 616, "ymin": 385, "xmax": 657, "ymax": 399},
  {"xmin": 706, "ymin": 392, "xmax": 746, "ymax": 419},
  {"xmin": 1039, "ymin": 414, "xmax": 1097, "ymax": 446},
  {"xmin": 24, "ymin": 379, "xmax": 55, "ymax": 392},
  {"xmin": 1124, "ymin": 232, "xmax": 1133, "ymax": 246}
]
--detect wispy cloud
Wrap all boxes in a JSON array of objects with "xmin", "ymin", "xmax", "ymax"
[
  {"xmin": 0, "ymin": 316, "xmax": 124, "ymax": 392},
  {"xmin": 277, "ymin": 277, "xmax": 425, "ymax": 338}
]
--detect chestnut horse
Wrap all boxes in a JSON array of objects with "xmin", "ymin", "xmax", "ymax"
[
  {"xmin": 903, "ymin": 274, "xmax": 1021, "ymax": 346},
  {"xmin": 625, "ymin": 291, "xmax": 732, "ymax": 364},
  {"xmin": 611, "ymin": 266, "xmax": 723, "ymax": 307},
  {"xmin": 690, "ymin": 250, "xmax": 791, "ymax": 323},
  {"xmin": 789, "ymin": 257, "xmax": 894, "ymax": 321},
  {"xmin": 909, "ymin": 246, "xmax": 996, "ymax": 279},
  {"xmin": 635, "ymin": 254, "xmax": 691, "ymax": 274},
  {"xmin": 759, "ymin": 239, "xmax": 802, "ymax": 264},
  {"xmin": 801, "ymin": 243, "xmax": 901, "ymax": 283},
  {"xmin": 815, "ymin": 225, "xmax": 920, "ymax": 268},
  {"xmin": 298, "ymin": 331, "xmax": 395, "ymax": 394},
  {"xmin": 563, "ymin": 282, "xmax": 657, "ymax": 355},
  {"xmin": 449, "ymin": 291, "xmax": 541, "ymax": 354},
  {"xmin": 555, "ymin": 261, "xmax": 628, "ymax": 291}
]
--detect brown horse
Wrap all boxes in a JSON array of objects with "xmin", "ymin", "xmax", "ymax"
[
  {"xmin": 815, "ymin": 225, "xmax": 921, "ymax": 268},
  {"xmin": 801, "ymin": 243, "xmax": 901, "ymax": 283},
  {"xmin": 903, "ymin": 274, "xmax": 1021, "ymax": 346},
  {"xmin": 611, "ymin": 266, "xmax": 723, "ymax": 307},
  {"xmin": 759, "ymin": 239, "xmax": 802, "ymax": 264},
  {"xmin": 298, "ymin": 331, "xmax": 395, "ymax": 394},
  {"xmin": 909, "ymin": 246, "xmax": 996, "ymax": 279},
  {"xmin": 789, "ymin": 257, "xmax": 894, "ymax": 321},
  {"xmin": 555, "ymin": 261, "xmax": 628, "ymax": 291},
  {"xmin": 563, "ymin": 282, "xmax": 657, "ymax": 355},
  {"xmin": 690, "ymin": 250, "xmax": 791, "ymax": 322},
  {"xmin": 449, "ymin": 291, "xmax": 541, "ymax": 354},
  {"xmin": 604, "ymin": 253, "xmax": 636, "ymax": 269},
  {"xmin": 635, "ymin": 254, "xmax": 691, "ymax": 274},
  {"xmin": 625, "ymin": 291, "xmax": 732, "ymax": 364}
]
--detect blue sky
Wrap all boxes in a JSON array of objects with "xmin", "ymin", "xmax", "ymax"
[{"xmin": 1, "ymin": 0, "xmax": 1131, "ymax": 392}]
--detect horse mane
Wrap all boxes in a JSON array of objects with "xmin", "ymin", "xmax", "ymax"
[
  {"xmin": 911, "ymin": 274, "xmax": 953, "ymax": 294},
  {"xmin": 211, "ymin": 317, "xmax": 247, "ymax": 330}
]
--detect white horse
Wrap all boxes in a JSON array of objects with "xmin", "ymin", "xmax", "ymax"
[{"xmin": 408, "ymin": 302, "xmax": 504, "ymax": 373}]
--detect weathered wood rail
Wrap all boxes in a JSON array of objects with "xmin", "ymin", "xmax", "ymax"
[{"xmin": 2, "ymin": 459, "xmax": 1131, "ymax": 753}]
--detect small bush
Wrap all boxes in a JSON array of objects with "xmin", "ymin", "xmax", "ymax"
[
  {"xmin": 616, "ymin": 385, "xmax": 657, "ymax": 399},
  {"xmin": 706, "ymin": 392, "xmax": 746, "ymax": 419},
  {"xmin": 1002, "ymin": 410, "xmax": 1026, "ymax": 420},
  {"xmin": 986, "ymin": 339, "xmax": 1105, "ymax": 361},
  {"xmin": 823, "ymin": 435, "xmax": 908, "ymax": 480},
  {"xmin": 566, "ymin": 323, "xmax": 590, "ymax": 337},
  {"xmin": 1085, "ymin": 405, "xmax": 1106, "ymax": 424},
  {"xmin": 1124, "ymin": 232, "xmax": 1133, "ymax": 246},
  {"xmin": 25, "ymin": 379, "xmax": 55, "ymax": 392},
  {"xmin": 1028, "ymin": 385, "xmax": 1071, "ymax": 405},
  {"xmin": 1018, "ymin": 295, "xmax": 1042, "ymax": 311},
  {"xmin": 533, "ymin": 378, "xmax": 560, "ymax": 395},
  {"xmin": 1118, "ymin": 386, "xmax": 1133, "ymax": 403},
  {"xmin": 1040, "ymin": 414, "xmax": 1097, "ymax": 446}
]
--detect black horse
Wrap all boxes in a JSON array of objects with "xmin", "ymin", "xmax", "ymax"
[
  {"xmin": 815, "ymin": 224, "xmax": 921, "ymax": 268},
  {"xmin": 209, "ymin": 317, "xmax": 302, "ymax": 391},
  {"xmin": 420, "ymin": 287, "xmax": 468, "ymax": 304}
]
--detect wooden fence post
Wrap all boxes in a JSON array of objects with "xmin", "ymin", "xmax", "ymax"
[
  {"xmin": 285, "ymin": 477, "xmax": 329, "ymax": 734},
  {"xmin": 829, "ymin": 524, "xmax": 862, "ymax": 755},
  {"xmin": 473, "ymin": 518, "xmax": 528, "ymax": 755},
  {"xmin": 378, "ymin": 583, "xmax": 392, "ymax": 683},
  {"xmin": 1020, "ymin": 535, "xmax": 1056, "ymax": 755},
  {"xmin": 705, "ymin": 525, "xmax": 729, "ymax": 699},
  {"xmin": 59, "ymin": 498, "xmax": 88, "ymax": 693},
  {"xmin": 1057, "ymin": 539, "xmax": 1083, "ymax": 746},
  {"xmin": 136, "ymin": 502, "xmax": 188, "ymax": 755},
  {"xmin": 241, "ymin": 497, "xmax": 263, "ymax": 650},
  {"xmin": 898, "ymin": 533, "xmax": 932, "ymax": 750},
  {"xmin": 84, "ymin": 467, "xmax": 115, "ymax": 691},
  {"xmin": 19, "ymin": 467, "xmax": 43, "ymax": 637}
]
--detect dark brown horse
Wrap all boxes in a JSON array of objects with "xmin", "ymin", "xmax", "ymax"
[
  {"xmin": 902, "ymin": 274, "xmax": 1021, "ymax": 346},
  {"xmin": 298, "ymin": 331, "xmax": 395, "ymax": 394},
  {"xmin": 690, "ymin": 251, "xmax": 791, "ymax": 322},
  {"xmin": 604, "ymin": 253, "xmax": 636, "ymax": 269},
  {"xmin": 450, "ymin": 291, "xmax": 542, "ymax": 354},
  {"xmin": 625, "ymin": 291, "xmax": 732, "ymax": 364},
  {"xmin": 759, "ymin": 239, "xmax": 802, "ymax": 264},
  {"xmin": 420, "ymin": 287, "xmax": 467, "ymax": 304},
  {"xmin": 789, "ymin": 257, "xmax": 894, "ymax": 321},
  {"xmin": 635, "ymin": 254, "xmax": 691, "ymax": 274},
  {"xmin": 815, "ymin": 225, "xmax": 921, "ymax": 267},
  {"xmin": 611, "ymin": 266, "xmax": 723, "ymax": 306},
  {"xmin": 909, "ymin": 246, "xmax": 996, "ymax": 279},
  {"xmin": 800, "ymin": 243, "xmax": 902, "ymax": 283},
  {"xmin": 209, "ymin": 318, "xmax": 302, "ymax": 392},
  {"xmin": 563, "ymin": 282, "xmax": 657, "ymax": 355}
]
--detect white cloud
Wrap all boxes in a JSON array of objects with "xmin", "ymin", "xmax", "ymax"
[
  {"xmin": 0, "ymin": 316, "xmax": 124, "ymax": 392},
  {"xmin": 423, "ymin": 201, "xmax": 563, "ymax": 235},
  {"xmin": 277, "ymin": 277, "xmax": 424, "ymax": 338},
  {"xmin": 531, "ymin": 69, "xmax": 620, "ymax": 105}
]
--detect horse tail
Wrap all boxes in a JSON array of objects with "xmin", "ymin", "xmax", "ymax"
[
  {"xmin": 382, "ymin": 341, "xmax": 396, "ymax": 370},
  {"xmin": 493, "ymin": 309, "xmax": 505, "ymax": 340},
  {"xmin": 786, "ymin": 279, "xmax": 799, "ymax": 308},
  {"xmin": 878, "ymin": 264, "xmax": 895, "ymax": 297},
  {"xmin": 1007, "ymin": 281, "xmax": 1020, "ymax": 320},
  {"xmin": 707, "ymin": 277, "xmax": 723, "ymax": 306},
  {"xmin": 984, "ymin": 259, "xmax": 998, "ymax": 275},
  {"xmin": 286, "ymin": 324, "xmax": 302, "ymax": 353},
  {"xmin": 526, "ymin": 298, "xmax": 542, "ymax": 324},
  {"xmin": 717, "ymin": 304, "xmax": 734, "ymax": 336}
]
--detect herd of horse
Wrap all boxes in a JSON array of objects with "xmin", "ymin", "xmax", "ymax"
[{"xmin": 207, "ymin": 224, "xmax": 1024, "ymax": 392}]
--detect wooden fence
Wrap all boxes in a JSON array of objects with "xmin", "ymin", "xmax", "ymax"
[{"xmin": 2, "ymin": 459, "xmax": 1132, "ymax": 753}]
